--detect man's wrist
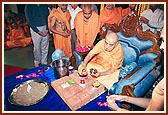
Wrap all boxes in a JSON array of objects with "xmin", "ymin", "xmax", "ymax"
[
  {"xmin": 99, "ymin": 72, "xmax": 102, "ymax": 76},
  {"xmin": 125, "ymin": 96, "xmax": 129, "ymax": 102},
  {"xmin": 82, "ymin": 64, "xmax": 86, "ymax": 68}
]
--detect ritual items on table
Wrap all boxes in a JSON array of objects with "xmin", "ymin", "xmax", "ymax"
[{"xmin": 51, "ymin": 72, "xmax": 107, "ymax": 111}]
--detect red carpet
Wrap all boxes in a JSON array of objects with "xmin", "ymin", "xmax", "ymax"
[{"xmin": 4, "ymin": 65, "xmax": 28, "ymax": 77}]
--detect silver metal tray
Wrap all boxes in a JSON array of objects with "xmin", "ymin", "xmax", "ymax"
[{"xmin": 8, "ymin": 78, "xmax": 49, "ymax": 106}]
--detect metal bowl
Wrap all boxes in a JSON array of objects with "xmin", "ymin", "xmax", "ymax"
[
  {"xmin": 90, "ymin": 68, "xmax": 98, "ymax": 74},
  {"xmin": 8, "ymin": 78, "xmax": 50, "ymax": 106}
]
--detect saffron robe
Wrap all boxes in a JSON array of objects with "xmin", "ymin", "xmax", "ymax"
[
  {"xmin": 48, "ymin": 7, "xmax": 72, "ymax": 58},
  {"xmin": 6, "ymin": 27, "xmax": 32, "ymax": 48},
  {"xmin": 99, "ymin": 7, "xmax": 123, "ymax": 27},
  {"xmin": 74, "ymin": 11, "xmax": 100, "ymax": 47},
  {"xmin": 80, "ymin": 39, "xmax": 124, "ymax": 89}
]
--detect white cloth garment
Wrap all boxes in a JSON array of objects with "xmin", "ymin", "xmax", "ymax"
[
  {"xmin": 140, "ymin": 8, "xmax": 164, "ymax": 33},
  {"xmin": 67, "ymin": 5, "xmax": 82, "ymax": 30}
]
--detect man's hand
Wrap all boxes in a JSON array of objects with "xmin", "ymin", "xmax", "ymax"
[
  {"xmin": 38, "ymin": 30, "xmax": 48, "ymax": 37},
  {"xmin": 90, "ymin": 68, "xmax": 100, "ymax": 78},
  {"xmin": 78, "ymin": 65, "xmax": 87, "ymax": 76},
  {"xmin": 139, "ymin": 16, "xmax": 149, "ymax": 24},
  {"xmin": 107, "ymin": 95, "xmax": 129, "ymax": 102},
  {"xmin": 64, "ymin": 30, "xmax": 71, "ymax": 37},
  {"xmin": 61, "ymin": 32, "xmax": 70, "ymax": 38},
  {"xmin": 106, "ymin": 95, "xmax": 120, "ymax": 111}
]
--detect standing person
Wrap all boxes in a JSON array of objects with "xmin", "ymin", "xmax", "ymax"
[
  {"xmin": 67, "ymin": 4, "xmax": 82, "ymax": 52},
  {"xmin": 122, "ymin": 4, "xmax": 138, "ymax": 19},
  {"xmin": 48, "ymin": 4, "xmax": 72, "ymax": 58},
  {"xmin": 78, "ymin": 32, "xmax": 124, "ymax": 90},
  {"xmin": 99, "ymin": 4, "xmax": 123, "ymax": 27},
  {"xmin": 99, "ymin": 4, "xmax": 137, "ymax": 27},
  {"xmin": 25, "ymin": 4, "xmax": 49, "ymax": 67},
  {"xmin": 139, "ymin": 4, "xmax": 164, "ymax": 38},
  {"xmin": 80, "ymin": 4, "xmax": 98, "ymax": 14},
  {"xmin": 74, "ymin": 4, "xmax": 100, "ymax": 48}
]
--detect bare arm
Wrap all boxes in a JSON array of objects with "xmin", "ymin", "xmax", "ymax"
[
  {"xmin": 78, "ymin": 53, "xmax": 94, "ymax": 74},
  {"xmin": 99, "ymin": 69, "xmax": 114, "ymax": 76},
  {"xmin": 127, "ymin": 96, "xmax": 150, "ymax": 108},
  {"xmin": 107, "ymin": 95, "xmax": 151, "ymax": 111},
  {"xmin": 49, "ymin": 17, "xmax": 70, "ymax": 37}
]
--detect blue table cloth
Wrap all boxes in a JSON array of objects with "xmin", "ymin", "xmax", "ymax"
[{"xmin": 4, "ymin": 65, "xmax": 115, "ymax": 111}]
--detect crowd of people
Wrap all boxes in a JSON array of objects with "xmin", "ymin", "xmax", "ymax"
[
  {"xmin": 4, "ymin": 4, "xmax": 164, "ymax": 111},
  {"xmin": 49, "ymin": 4, "xmax": 164, "ymax": 111},
  {"xmin": 4, "ymin": 4, "xmax": 164, "ymax": 64}
]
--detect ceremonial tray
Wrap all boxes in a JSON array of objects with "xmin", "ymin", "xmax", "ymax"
[
  {"xmin": 8, "ymin": 78, "xmax": 49, "ymax": 106},
  {"xmin": 51, "ymin": 72, "xmax": 107, "ymax": 110}
]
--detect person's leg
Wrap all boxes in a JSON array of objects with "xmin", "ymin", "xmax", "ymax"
[
  {"xmin": 96, "ymin": 70, "xmax": 120, "ymax": 90},
  {"xmin": 41, "ymin": 34, "xmax": 49, "ymax": 65},
  {"xmin": 39, "ymin": 25, "xmax": 49, "ymax": 65},
  {"xmin": 71, "ymin": 29, "xmax": 76, "ymax": 52},
  {"xmin": 30, "ymin": 28, "xmax": 41, "ymax": 67}
]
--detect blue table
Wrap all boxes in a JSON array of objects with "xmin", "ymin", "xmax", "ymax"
[{"xmin": 4, "ymin": 65, "xmax": 112, "ymax": 111}]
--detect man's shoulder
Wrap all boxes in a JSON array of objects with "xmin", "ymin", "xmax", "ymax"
[
  {"xmin": 92, "ymin": 11, "xmax": 99, "ymax": 17},
  {"xmin": 100, "ymin": 8, "xmax": 106, "ymax": 14},
  {"xmin": 76, "ymin": 11, "xmax": 83, "ymax": 16},
  {"xmin": 75, "ymin": 11, "xmax": 83, "ymax": 20},
  {"xmin": 100, "ymin": 39, "xmax": 105, "ymax": 42},
  {"xmin": 96, "ymin": 39, "xmax": 105, "ymax": 47},
  {"xmin": 76, "ymin": 6, "xmax": 82, "ymax": 11},
  {"xmin": 116, "ymin": 42, "xmax": 124, "ymax": 53},
  {"xmin": 142, "ymin": 8, "xmax": 152, "ymax": 13},
  {"xmin": 50, "ymin": 8, "xmax": 57, "ymax": 14},
  {"xmin": 49, "ymin": 8, "xmax": 57, "ymax": 18}
]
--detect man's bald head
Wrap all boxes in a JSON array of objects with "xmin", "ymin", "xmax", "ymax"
[
  {"xmin": 82, "ymin": 4, "xmax": 92, "ymax": 20},
  {"xmin": 104, "ymin": 32, "xmax": 119, "ymax": 52},
  {"xmin": 106, "ymin": 32, "xmax": 118, "ymax": 43},
  {"xmin": 83, "ymin": 4, "xmax": 92, "ymax": 10},
  {"xmin": 105, "ymin": 4, "xmax": 115, "ymax": 10}
]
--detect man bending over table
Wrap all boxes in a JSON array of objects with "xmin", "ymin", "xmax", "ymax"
[{"xmin": 78, "ymin": 32, "xmax": 124, "ymax": 90}]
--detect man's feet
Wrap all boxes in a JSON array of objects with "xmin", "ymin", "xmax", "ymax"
[{"xmin": 34, "ymin": 63, "xmax": 39, "ymax": 67}]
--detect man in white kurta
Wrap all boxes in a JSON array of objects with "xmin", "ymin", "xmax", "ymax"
[
  {"xmin": 67, "ymin": 4, "xmax": 82, "ymax": 52},
  {"xmin": 139, "ymin": 4, "xmax": 164, "ymax": 37}
]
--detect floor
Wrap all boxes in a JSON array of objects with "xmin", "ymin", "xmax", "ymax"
[{"xmin": 4, "ymin": 40, "xmax": 55, "ymax": 69}]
